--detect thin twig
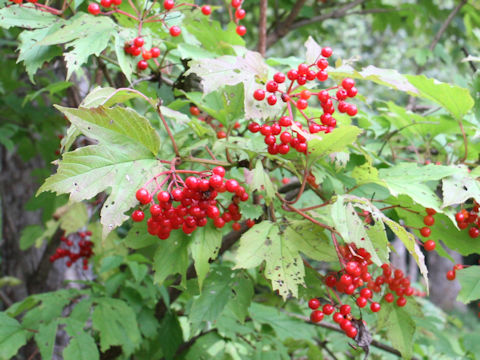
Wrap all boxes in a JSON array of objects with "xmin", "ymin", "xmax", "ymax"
[
  {"xmin": 283, "ymin": 311, "xmax": 421, "ymax": 360},
  {"xmin": 458, "ymin": 119, "xmax": 468, "ymax": 163},
  {"xmin": 266, "ymin": 0, "xmax": 307, "ymax": 47},
  {"xmin": 429, "ymin": 0, "xmax": 468, "ymax": 51},
  {"xmin": 157, "ymin": 102, "xmax": 180, "ymax": 157},
  {"xmin": 258, "ymin": 0, "xmax": 268, "ymax": 56}
]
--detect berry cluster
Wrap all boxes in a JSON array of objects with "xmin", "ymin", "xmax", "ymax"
[
  {"xmin": 308, "ymin": 244, "xmax": 423, "ymax": 339},
  {"xmin": 249, "ymin": 48, "xmax": 358, "ymax": 155},
  {"xmin": 229, "ymin": 0, "xmax": 247, "ymax": 36},
  {"xmin": 49, "ymin": 231, "xmax": 94, "ymax": 270},
  {"xmin": 420, "ymin": 207, "xmax": 437, "ymax": 252},
  {"xmin": 132, "ymin": 167, "xmax": 254, "ymax": 239},
  {"xmin": 123, "ymin": 36, "xmax": 161, "ymax": 71},
  {"xmin": 88, "ymin": 0, "xmax": 212, "ymax": 38},
  {"xmin": 189, "ymin": 106, "xmax": 240, "ymax": 139},
  {"xmin": 455, "ymin": 203, "xmax": 480, "ymax": 238}
]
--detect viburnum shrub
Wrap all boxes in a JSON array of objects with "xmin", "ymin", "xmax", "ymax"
[{"xmin": 1, "ymin": 0, "xmax": 480, "ymax": 359}]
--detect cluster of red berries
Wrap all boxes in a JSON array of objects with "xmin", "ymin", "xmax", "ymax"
[
  {"xmin": 454, "ymin": 203, "xmax": 480, "ymax": 238},
  {"xmin": 123, "ymin": 36, "xmax": 161, "ymax": 71},
  {"xmin": 88, "ymin": 0, "xmax": 211, "ymax": 38},
  {"xmin": 87, "ymin": 0, "xmax": 122, "ymax": 16},
  {"xmin": 229, "ymin": 0, "xmax": 247, "ymax": 36},
  {"xmin": 132, "ymin": 167, "xmax": 254, "ymax": 239},
  {"xmin": 420, "ymin": 208, "xmax": 437, "ymax": 252},
  {"xmin": 308, "ymin": 244, "xmax": 423, "ymax": 338},
  {"xmin": 49, "ymin": 231, "xmax": 94, "ymax": 270},
  {"xmin": 249, "ymin": 48, "xmax": 358, "ymax": 155},
  {"xmin": 189, "ymin": 106, "xmax": 240, "ymax": 139}
]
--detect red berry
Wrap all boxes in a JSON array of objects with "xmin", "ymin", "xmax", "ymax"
[
  {"xmin": 384, "ymin": 293, "xmax": 394, "ymax": 303},
  {"xmin": 235, "ymin": 8, "xmax": 246, "ymax": 19},
  {"xmin": 190, "ymin": 106, "xmax": 200, "ymax": 116},
  {"xmin": 142, "ymin": 49, "xmax": 152, "ymax": 60},
  {"xmin": 151, "ymin": 47, "xmax": 161, "ymax": 58},
  {"xmin": 308, "ymin": 298, "xmax": 321, "ymax": 310},
  {"xmin": 248, "ymin": 122, "xmax": 260, "ymax": 133},
  {"xmin": 170, "ymin": 26, "xmax": 181, "ymax": 37},
  {"xmin": 88, "ymin": 3, "xmax": 101, "ymax": 15},
  {"xmin": 232, "ymin": 222, "xmax": 241, "ymax": 231},
  {"xmin": 325, "ymin": 275, "xmax": 336, "ymax": 288},
  {"xmin": 231, "ymin": 0, "xmax": 242, "ymax": 7},
  {"xmin": 345, "ymin": 326, "xmax": 358, "ymax": 339},
  {"xmin": 446, "ymin": 270, "xmax": 456, "ymax": 281},
  {"xmin": 156, "ymin": 191, "xmax": 169, "ymax": 202},
  {"xmin": 356, "ymin": 297, "xmax": 367, "ymax": 308},
  {"xmin": 163, "ymin": 0, "xmax": 174, "ymax": 9},
  {"xmin": 423, "ymin": 215, "xmax": 435, "ymax": 226},
  {"xmin": 225, "ymin": 179, "xmax": 239, "ymax": 192},
  {"xmin": 455, "ymin": 212, "xmax": 465, "ymax": 223},
  {"xmin": 316, "ymin": 58, "xmax": 328, "ymax": 70},
  {"xmin": 266, "ymin": 81, "xmax": 278, "ymax": 93},
  {"xmin": 419, "ymin": 227, "xmax": 431, "ymax": 237},
  {"xmin": 360, "ymin": 288, "xmax": 372, "ymax": 299},
  {"xmin": 370, "ymin": 302, "xmax": 381, "ymax": 312},
  {"xmin": 100, "ymin": 0, "xmax": 111, "ymax": 7},
  {"xmin": 332, "ymin": 312, "xmax": 343, "ymax": 323},
  {"xmin": 253, "ymin": 89, "xmax": 265, "ymax": 101},
  {"xmin": 236, "ymin": 25, "xmax": 247, "ymax": 36},
  {"xmin": 273, "ymin": 72, "xmax": 286, "ymax": 84},
  {"xmin": 340, "ymin": 304, "xmax": 351, "ymax": 315},
  {"xmin": 287, "ymin": 69, "xmax": 298, "ymax": 80},
  {"xmin": 316, "ymin": 70, "xmax": 328, "ymax": 81},
  {"xmin": 185, "ymin": 176, "xmax": 199, "ymax": 190},
  {"xmin": 131, "ymin": 210, "xmax": 145, "ymax": 222},
  {"xmin": 136, "ymin": 188, "xmax": 151, "ymax": 204},
  {"xmin": 426, "ymin": 208, "xmax": 436, "ymax": 216},
  {"xmin": 201, "ymin": 5, "xmax": 211, "ymax": 15},
  {"xmin": 469, "ymin": 227, "xmax": 480, "ymax": 238},
  {"xmin": 322, "ymin": 303, "xmax": 334, "ymax": 315},
  {"xmin": 346, "ymin": 104, "xmax": 358, "ymax": 116},
  {"xmin": 341, "ymin": 78, "xmax": 355, "ymax": 90},
  {"xmin": 396, "ymin": 296, "xmax": 407, "ymax": 307},
  {"xmin": 213, "ymin": 217, "xmax": 226, "ymax": 228},
  {"xmin": 424, "ymin": 240, "xmax": 436, "ymax": 251},
  {"xmin": 137, "ymin": 60, "xmax": 148, "ymax": 70},
  {"xmin": 310, "ymin": 310, "xmax": 324, "ymax": 323},
  {"xmin": 321, "ymin": 47, "xmax": 333, "ymax": 57},
  {"xmin": 267, "ymin": 95, "xmax": 277, "ymax": 105},
  {"xmin": 217, "ymin": 131, "xmax": 227, "ymax": 139},
  {"xmin": 212, "ymin": 166, "xmax": 225, "ymax": 177},
  {"xmin": 133, "ymin": 37, "xmax": 144, "ymax": 48}
]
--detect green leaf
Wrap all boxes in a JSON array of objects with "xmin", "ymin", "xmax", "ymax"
[
  {"xmin": 191, "ymin": 223, "xmax": 223, "ymax": 289},
  {"xmin": 125, "ymin": 222, "xmax": 158, "ymax": 249},
  {"xmin": 233, "ymin": 221, "xmax": 307, "ymax": 300},
  {"xmin": 35, "ymin": 321, "xmax": 58, "ymax": 360},
  {"xmin": 186, "ymin": 51, "xmax": 278, "ymax": 121},
  {"xmin": 81, "ymin": 87, "xmax": 151, "ymax": 108},
  {"xmin": 250, "ymin": 161, "xmax": 276, "ymax": 204},
  {"xmin": 54, "ymin": 105, "xmax": 160, "ymax": 156},
  {"xmin": 376, "ymin": 301, "xmax": 416, "ymax": 360},
  {"xmin": 18, "ymin": 25, "xmax": 63, "ymax": 82},
  {"xmin": 308, "ymin": 125, "xmax": 363, "ymax": 159},
  {"xmin": 63, "ymin": 326, "xmax": 99, "ymax": 360},
  {"xmin": 331, "ymin": 199, "xmax": 382, "ymax": 266},
  {"xmin": 184, "ymin": 14, "xmax": 244, "ymax": 56},
  {"xmin": 406, "ymin": 74, "xmax": 474, "ymax": 120},
  {"xmin": 0, "ymin": 5, "xmax": 59, "ymax": 29},
  {"xmin": 225, "ymin": 273, "xmax": 254, "ymax": 322},
  {"xmin": 92, "ymin": 298, "xmax": 141, "ymax": 355},
  {"xmin": 114, "ymin": 32, "xmax": 134, "ymax": 83},
  {"xmin": 248, "ymin": 303, "xmax": 316, "ymax": 341},
  {"xmin": 330, "ymin": 62, "xmax": 474, "ymax": 119},
  {"xmin": 0, "ymin": 312, "xmax": 28, "ymax": 359},
  {"xmin": 378, "ymin": 163, "xmax": 461, "ymax": 211},
  {"xmin": 442, "ymin": 170, "xmax": 480, "ymax": 207},
  {"xmin": 158, "ymin": 312, "xmax": 183, "ymax": 360},
  {"xmin": 38, "ymin": 144, "xmax": 163, "ymax": 237},
  {"xmin": 59, "ymin": 202, "xmax": 88, "ymax": 235},
  {"xmin": 153, "ymin": 232, "xmax": 190, "ymax": 286},
  {"xmin": 189, "ymin": 266, "xmax": 237, "ymax": 332},
  {"xmin": 38, "ymin": 13, "xmax": 116, "ymax": 79},
  {"xmin": 19, "ymin": 225, "xmax": 43, "ymax": 250},
  {"xmin": 456, "ymin": 266, "xmax": 480, "ymax": 304}
]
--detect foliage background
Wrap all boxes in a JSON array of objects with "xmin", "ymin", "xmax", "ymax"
[{"xmin": 1, "ymin": 0, "xmax": 480, "ymax": 359}]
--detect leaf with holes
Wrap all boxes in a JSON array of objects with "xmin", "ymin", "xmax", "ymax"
[{"xmin": 233, "ymin": 221, "xmax": 307, "ymax": 300}]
